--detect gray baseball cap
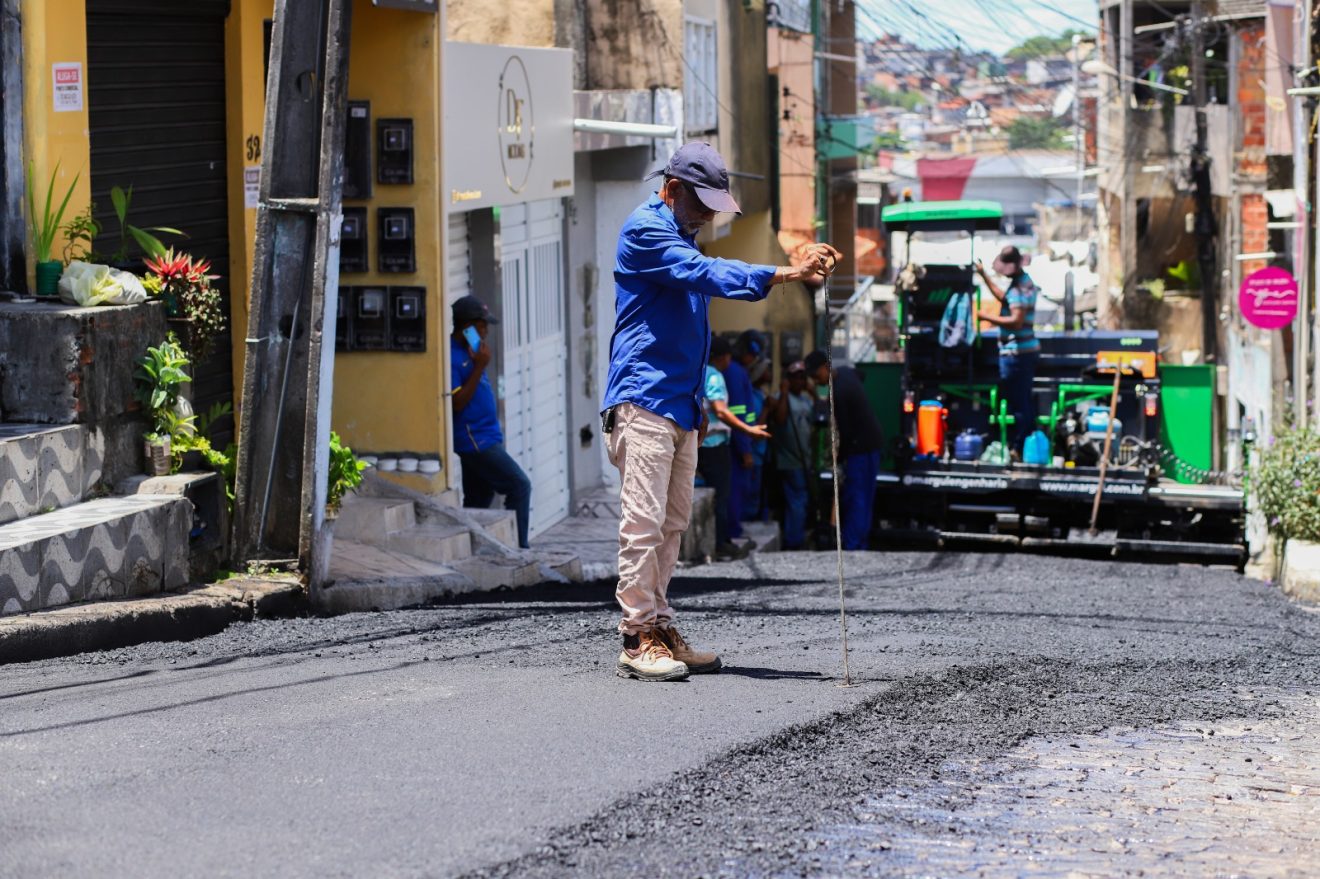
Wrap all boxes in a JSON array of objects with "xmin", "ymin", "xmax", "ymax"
[{"xmin": 647, "ymin": 142, "xmax": 741, "ymax": 214}]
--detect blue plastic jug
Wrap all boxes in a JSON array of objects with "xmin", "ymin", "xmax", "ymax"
[
  {"xmin": 954, "ymin": 429, "xmax": 984, "ymax": 461},
  {"xmin": 1023, "ymin": 430, "xmax": 1051, "ymax": 465}
]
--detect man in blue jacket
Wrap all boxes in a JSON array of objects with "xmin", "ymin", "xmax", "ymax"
[
  {"xmin": 601, "ymin": 142, "xmax": 839, "ymax": 681},
  {"xmin": 450, "ymin": 295, "xmax": 532, "ymax": 549}
]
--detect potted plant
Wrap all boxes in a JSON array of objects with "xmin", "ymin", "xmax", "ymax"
[
  {"xmin": 134, "ymin": 334, "xmax": 192, "ymax": 476},
  {"xmin": 26, "ymin": 161, "xmax": 79, "ymax": 297},
  {"xmin": 106, "ymin": 184, "xmax": 183, "ymax": 268},
  {"xmin": 171, "ymin": 401, "xmax": 232, "ymax": 474},
  {"xmin": 143, "ymin": 431, "xmax": 172, "ymax": 476},
  {"xmin": 61, "ymin": 205, "xmax": 101, "ymax": 264},
  {"xmin": 326, "ymin": 431, "xmax": 366, "ymax": 517},
  {"xmin": 143, "ymin": 249, "xmax": 225, "ymax": 361}
]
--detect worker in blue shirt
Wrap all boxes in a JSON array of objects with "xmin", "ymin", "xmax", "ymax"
[
  {"xmin": 450, "ymin": 295, "xmax": 532, "ymax": 549},
  {"xmin": 720, "ymin": 348, "xmax": 756, "ymax": 540},
  {"xmin": 601, "ymin": 141, "xmax": 840, "ymax": 682}
]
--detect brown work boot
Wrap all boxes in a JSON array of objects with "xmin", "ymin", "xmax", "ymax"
[
  {"xmin": 617, "ymin": 631, "xmax": 689, "ymax": 682},
  {"xmin": 655, "ymin": 624, "xmax": 722, "ymax": 674}
]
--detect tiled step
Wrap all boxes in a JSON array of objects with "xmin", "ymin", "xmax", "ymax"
[
  {"xmin": 451, "ymin": 554, "xmax": 542, "ymax": 589},
  {"xmin": 0, "ymin": 424, "xmax": 102, "ymax": 526},
  {"xmin": 462, "ymin": 508, "xmax": 519, "ymax": 549},
  {"xmin": 384, "ymin": 524, "xmax": 472, "ymax": 565},
  {"xmin": 335, "ymin": 496, "xmax": 417, "ymax": 542},
  {"xmin": 0, "ymin": 495, "xmax": 190, "ymax": 616},
  {"xmin": 322, "ymin": 539, "xmax": 472, "ymax": 613}
]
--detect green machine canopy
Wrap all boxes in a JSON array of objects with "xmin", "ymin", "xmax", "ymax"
[{"xmin": 881, "ymin": 200, "xmax": 1004, "ymax": 233}]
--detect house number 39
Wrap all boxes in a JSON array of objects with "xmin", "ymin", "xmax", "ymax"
[{"xmin": 246, "ymin": 135, "xmax": 261, "ymax": 162}]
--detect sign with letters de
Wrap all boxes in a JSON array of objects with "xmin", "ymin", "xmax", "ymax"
[{"xmin": 443, "ymin": 42, "xmax": 574, "ymax": 211}]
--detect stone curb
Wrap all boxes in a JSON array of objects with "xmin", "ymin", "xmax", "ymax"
[{"xmin": 0, "ymin": 578, "xmax": 306, "ymax": 665}]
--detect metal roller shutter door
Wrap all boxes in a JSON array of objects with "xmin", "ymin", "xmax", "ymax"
[
  {"xmin": 447, "ymin": 212, "xmax": 471, "ymax": 305},
  {"xmin": 86, "ymin": 0, "xmax": 235, "ymax": 442}
]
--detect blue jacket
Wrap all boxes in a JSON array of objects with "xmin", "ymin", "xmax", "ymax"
[
  {"xmin": 602, "ymin": 195, "xmax": 778, "ymax": 431},
  {"xmin": 450, "ymin": 337, "xmax": 503, "ymax": 454}
]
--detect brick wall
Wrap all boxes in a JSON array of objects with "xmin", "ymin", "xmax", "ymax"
[
  {"xmin": 1236, "ymin": 24, "xmax": 1267, "ymax": 180},
  {"xmin": 1241, "ymin": 192, "xmax": 1269, "ymax": 277}
]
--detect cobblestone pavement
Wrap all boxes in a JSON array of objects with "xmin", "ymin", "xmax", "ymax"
[{"xmin": 808, "ymin": 687, "xmax": 1320, "ymax": 877}]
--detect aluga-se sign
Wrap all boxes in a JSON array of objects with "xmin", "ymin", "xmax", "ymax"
[{"xmin": 443, "ymin": 42, "xmax": 574, "ymax": 210}]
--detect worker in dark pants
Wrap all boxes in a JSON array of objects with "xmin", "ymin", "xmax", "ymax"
[
  {"xmin": 804, "ymin": 350, "xmax": 883, "ymax": 550},
  {"xmin": 976, "ymin": 245, "xmax": 1040, "ymax": 455},
  {"xmin": 720, "ymin": 337, "xmax": 757, "ymax": 544},
  {"xmin": 702, "ymin": 336, "xmax": 770, "ymax": 558},
  {"xmin": 450, "ymin": 295, "xmax": 533, "ymax": 549}
]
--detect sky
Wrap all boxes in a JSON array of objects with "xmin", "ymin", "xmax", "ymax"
[{"xmin": 873, "ymin": 1, "xmax": 1101, "ymax": 56}]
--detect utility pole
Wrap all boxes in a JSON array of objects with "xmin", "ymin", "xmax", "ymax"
[
  {"xmin": 1189, "ymin": 2, "xmax": 1219, "ymax": 362},
  {"xmin": 1118, "ymin": 0, "xmax": 1135, "ymax": 324},
  {"xmin": 1072, "ymin": 33, "xmax": 1085, "ymax": 243}
]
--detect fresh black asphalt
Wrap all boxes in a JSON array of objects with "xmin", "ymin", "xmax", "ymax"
[{"xmin": 1, "ymin": 551, "xmax": 1316, "ymax": 877}]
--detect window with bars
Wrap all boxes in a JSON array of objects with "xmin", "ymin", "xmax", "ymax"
[{"xmin": 683, "ymin": 16, "xmax": 718, "ymax": 134}]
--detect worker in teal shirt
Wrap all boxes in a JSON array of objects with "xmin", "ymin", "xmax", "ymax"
[
  {"xmin": 450, "ymin": 295, "xmax": 532, "ymax": 549},
  {"xmin": 601, "ymin": 141, "xmax": 841, "ymax": 682}
]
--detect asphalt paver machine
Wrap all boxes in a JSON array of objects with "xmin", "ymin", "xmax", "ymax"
[{"xmin": 863, "ymin": 200, "xmax": 1245, "ymax": 564}]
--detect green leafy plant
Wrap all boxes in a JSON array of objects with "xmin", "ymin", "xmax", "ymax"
[
  {"xmin": 134, "ymin": 334, "xmax": 192, "ymax": 438},
  {"xmin": 144, "ymin": 249, "xmax": 225, "ymax": 360},
  {"xmin": 1255, "ymin": 426, "xmax": 1320, "ymax": 541},
  {"xmin": 1139, "ymin": 278, "xmax": 1166, "ymax": 300},
  {"xmin": 108, "ymin": 184, "xmax": 184, "ymax": 262},
  {"xmin": 327, "ymin": 431, "xmax": 366, "ymax": 514},
  {"xmin": 196, "ymin": 401, "xmax": 233, "ymax": 437},
  {"xmin": 1166, "ymin": 259, "xmax": 1200, "ymax": 289},
  {"xmin": 61, "ymin": 204, "xmax": 101, "ymax": 263},
  {"xmin": 27, "ymin": 161, "xmax": 79, "ymax": 262}
]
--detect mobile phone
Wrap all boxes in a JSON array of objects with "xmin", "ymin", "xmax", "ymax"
[{"xmin": 462, "ymin": 325, "xmax": 482, "ymax": 353}]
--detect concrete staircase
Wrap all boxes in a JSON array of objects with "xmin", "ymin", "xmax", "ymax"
[
  {"xmin": 0, "ymin": 424, "xmax": 190, "ymax": 615},
  {"xmin": 320, "ymin": 475, "xmax": 583, "ymax": 613}
]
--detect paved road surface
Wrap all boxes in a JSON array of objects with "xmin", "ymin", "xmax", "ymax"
[{"xmin": 2, "ymin": 551, "xmax": 1317, "ymax": 877}]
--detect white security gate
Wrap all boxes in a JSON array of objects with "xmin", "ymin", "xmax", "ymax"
[
  {"xmin": 446, "ymin": 211, "xmax": 471, "ymax": 306},
  {"xmin": 500, "ymin": 200, "xmax": 569, "ymax": 536}
]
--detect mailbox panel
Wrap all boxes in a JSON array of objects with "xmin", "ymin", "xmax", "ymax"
[
  {"xmin": 389, "ymin": 286, "xmax": 427, "ymax": 352},
  {"xmin": 334, "ymin": 286, "xmax": 351, "ymax": 352},
  {"xmin": 339, "ymin": 207, "xmax": 368, "ymax": 274},
  {"xmin": 344, "ymin": 101, "xmax": 372, "ymax": 199},
  {"xmin": 351, "ymin": 286, "xmax": 390, "ymax": 351},
  {"xmin": 378, "ymin": 207, "xmax": 416, "ymax": 273},
  {"xmin": 377, "ymin": 117, "xmax": 414, "ymax": 185}
]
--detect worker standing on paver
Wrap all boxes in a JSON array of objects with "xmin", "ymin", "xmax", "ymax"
[{"xmin": 601, "ymin": 141, "xmax": 840, "ymax": 682}]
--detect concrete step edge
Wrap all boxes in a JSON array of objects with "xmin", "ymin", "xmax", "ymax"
[{"xmin": 0, "ymin": 578, "xmax": 305, "ymax": 665}]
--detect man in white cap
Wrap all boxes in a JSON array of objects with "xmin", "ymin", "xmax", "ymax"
[{"xmin": 601, "ymin": 142, "xmax": 840, "ymax": 681}]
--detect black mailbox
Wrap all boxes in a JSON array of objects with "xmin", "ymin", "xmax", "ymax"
[
  {"xmin": 334, "ymin": 287, "xmax": 350, "ymax": 352},
  {"xmin": 377, "ymin": 117, "xmax": 414, "ymax": 185},
  {"xmin": 378, "ymin": 207, "xmax": 416, "ymax": 273},
  {"xmin": 340, "ymin": 207, "xmax": 368, "ymax": 274},
  {"xmin": 344, "ymin": 101, "xmax": 372, "ymax": 199},
  {"xmin": 389, "ymin": 286, "xmax": 426, "ymax": 352},
  {"xmin": 351, "ymin": 286, "xmax": 389, "ymax": 350}
]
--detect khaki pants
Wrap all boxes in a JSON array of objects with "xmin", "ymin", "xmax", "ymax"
[{"xmin": 606, "ymin": 403, "xmax": 698, "ymax": 635}]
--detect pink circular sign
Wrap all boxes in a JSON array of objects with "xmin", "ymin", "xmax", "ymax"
[{"xmin": 1239, "ymin": 266, "xmax": 1299, "ymax": 330}]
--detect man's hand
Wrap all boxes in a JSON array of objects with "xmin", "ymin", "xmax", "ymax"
[
  {"xmin": 747, "ymin": 423, "xmax": 771, "ymax": 441},
  {"xmin": 698, "ymin": 411, "xmax": 709, "ymax": 445},
  {"xmin": 471, "ymin": 339, "xmax": 492, "ymax": 371},
  {"xmin": 781, "ymin": 242, "xmax": 844, "ymax": 285}
]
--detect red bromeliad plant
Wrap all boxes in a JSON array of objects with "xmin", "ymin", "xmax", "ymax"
[{"xmin": 144, "ymin": 248, "xmax": 226, "ymax": 361}]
